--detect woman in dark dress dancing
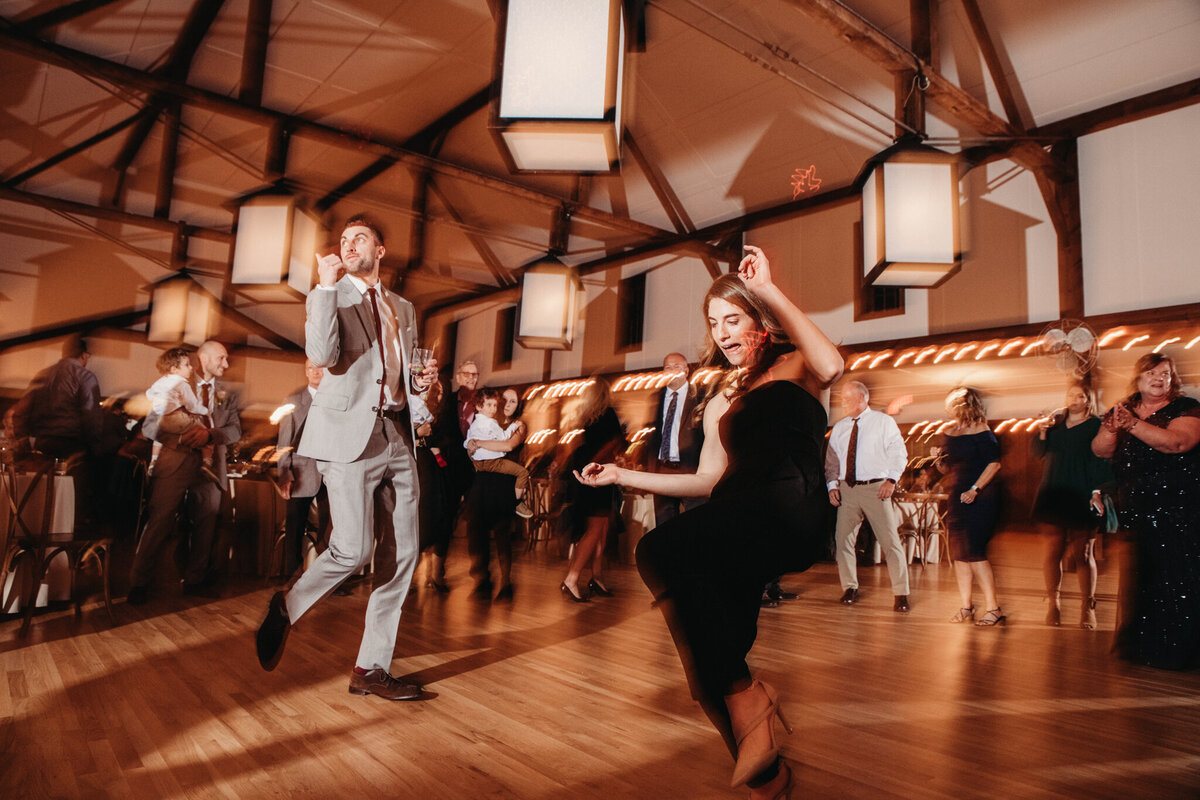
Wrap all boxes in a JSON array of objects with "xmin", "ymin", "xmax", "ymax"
[
  {"xmin": 940, "ymin": 387, "xmax": 1005, "ymax": 626},
  {"xmin": 1031, "ymin": 382, "xmax": 1111, "ymax": 628},
  {"xmin": 1092, "ymin": 351, "xmax": 1200, "ymax": 670},
  {"xmin": 575, "ymin": 246, "xmax": 842, "ymax": 799}
]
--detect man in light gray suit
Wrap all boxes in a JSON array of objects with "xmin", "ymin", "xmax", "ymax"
[
  {"xmin": 275, "ymin": 360, "xmax": 330, "ymax": 577},
  {"xmin": 256, "ymin": 214, "xmax": 436, "ymax": 702}
]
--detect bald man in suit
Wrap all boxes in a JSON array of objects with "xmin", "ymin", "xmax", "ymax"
[{"xmin": 256, "ymin": 214, "xmax": 436, "ymax": 701}]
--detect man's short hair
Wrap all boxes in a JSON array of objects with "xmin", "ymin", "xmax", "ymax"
[
  {"xmin": 474, "ymin": 387, "xmax": 499, "ymax": 410},
  {"xmin": 344, "ymin": 213, "xmax": 385, "ymax": 246},
  {"xmin": 156, "ymin": 347, "xmax": 193, "ymax": 376},
  {"xmin": 846, "ymin": 380, "xmax": 870, "ymax": 401},
  {"xmin": 62, "ymin": 335, "xmax": 88, "ymax": 359}
]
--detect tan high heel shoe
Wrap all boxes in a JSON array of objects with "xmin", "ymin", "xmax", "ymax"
[
  {"xmin": 727, "ymin": 681, "xmax": 793, "ymax": 787},
  {"xmin": 748, "ymin": 761, "xmax": 793, "ymax": 800},
  {"xmin": 1081, "ymin": 597, "xmax": 1097, "ymax": 629}
]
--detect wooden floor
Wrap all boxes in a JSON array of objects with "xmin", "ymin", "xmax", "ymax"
[{"xmin": 2, "ymin": 531, "xmax": 1199, "ymax": 800}]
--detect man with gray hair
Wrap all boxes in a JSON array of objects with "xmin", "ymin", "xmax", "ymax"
[{"xmin": 825, "ymin": 380, "xmax": 911, "ymax": 612}]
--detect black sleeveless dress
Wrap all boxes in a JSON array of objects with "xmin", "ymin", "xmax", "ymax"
[{"xmin": 635, "ymin": 380, "xmax": 828, "ymax": 708}]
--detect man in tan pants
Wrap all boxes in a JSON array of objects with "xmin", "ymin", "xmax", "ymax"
[{"xmin": 825, "ymin": 380, "xmax": 911, "ymax": 612}]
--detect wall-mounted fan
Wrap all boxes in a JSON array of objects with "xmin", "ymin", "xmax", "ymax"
[{"xmin": 1037, "ymin": 320, "xmax": 1098, "ymax": 377}]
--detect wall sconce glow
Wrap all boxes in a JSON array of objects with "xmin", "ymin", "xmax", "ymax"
[
  {"xmin": 906, "ymin": 420, "xmax": 930, "ymax": 436},
  {"xmin": 933, "ymin": 346, "xmax": 957, "ymax": 364},
  {"xmin": 1153, "ymin": 337, "xmax": 1181, "ymax": 353},
  {"xmin": 953, "ymin": 344, "xmax": 977, "ymax": 361},
  {"xmin": 230, "ymin": 192, "xmax": 324, "ymax": 299},
  {"xmin": 147, "ymin": 272, "xmax": 219, "ymax": 346},
  {"xmin": 869, "ymin": 351, "xmax": 892, "ymax": 369},
  {"xmin": 850, "ymin": 354, "xmax": 872, "ymax": 371},
  {"xmin": 999, "ymin": 339, "xmax": 1024, "ymax": 356},
  {"xmin": 270, "ymin": 404, "xmax": 296, "ymax": 425},
  {"xmin": 995, "ymin": 419, "xmax": 1016, "ymax": 434},
  {"xmin": 914, "ymin": 347, "xmax": 938, "ymax": 365},
  {"xmin": 1020, "ymin": 340, "xmax": 1041, "ymax": 356},
  {"xmin": 893, "ymin": 350, "xmax": 916, "ymax": 368},
  {"xmin": 858, "ymin": 139, "xmax": 961, "ymax": 288},
  {"xmin": 1123, "ymin": 335, "xmax": 1149, "ymax": 351},
  {"xmin": 1098, "ymin": 328, "xmax": 1126, "ymax": 348},
  {"xmin": 516, "ymin": 258, "xmax": 582, "ymax": 350},
  {"xmin": 494, "ymin": 0, "xmax": 627, "ymax": 172},
  {"xmin": 1186, "ymin": 335, "xmax": 1200, "ymax": 350}
]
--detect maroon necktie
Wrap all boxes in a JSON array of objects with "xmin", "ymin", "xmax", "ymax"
[
  {"xmin": 846, "ymin": 417, "xmax": 860, "ymax": 484},
  {"xmin": 366, "ymin": 287, "xmax": 387, "ymax": 411}
]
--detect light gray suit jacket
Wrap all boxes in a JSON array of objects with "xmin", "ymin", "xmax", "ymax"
[
  {"xmin": 276, "ymin": 386, "xmax": 322, "ymax": 497},
  {"xmin": 297, "ymin": 277, "xmax": 419, "ymax": 464}
]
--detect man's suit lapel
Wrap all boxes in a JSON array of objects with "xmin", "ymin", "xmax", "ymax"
[{"xmin": 341, "ymin": 278, "xmax": 375, "ymax": 345}]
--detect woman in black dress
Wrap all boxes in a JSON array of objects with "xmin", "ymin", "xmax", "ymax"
[
  {"xmin": 575, "ymin": 246, "xmax": 842, "ymax": 799},
  {"xmin": 1092, "ymin": 351, "xmax": 1200, "ymax": 670},
  {"xmin": 940, "ymin": 387, "xmax": 1005, "ymax": 627},
  {"xmin": 560, "ymin": 377, "xmax": 626, "ymax": 601},
  {"xmin": 1031, "ymin": 382, "xmax": 1111, "ymax": 628}
]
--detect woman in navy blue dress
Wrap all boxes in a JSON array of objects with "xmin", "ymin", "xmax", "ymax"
[
  {"xmin": 575, "ymin": 246, "xmax": 842, "ymax": 799},
  {"xmin": 940, "ymin": 387, "xmax": 1005, "ymax": 627}
]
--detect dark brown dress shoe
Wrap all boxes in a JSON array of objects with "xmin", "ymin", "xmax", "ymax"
[
  {"xmin": 256, "ymin": 591, "xmax": 290, "ymax": 671},
  {"xmin": 894, "ymin": 595, "xmax": 911, "ymax": 613},
  {"xmin": 839, "ymin": 588, "xmax": 860, "ymax": 605},
  {"xmin": 349, "ymin": 669, "xmax": 425, "ymax": 701}
]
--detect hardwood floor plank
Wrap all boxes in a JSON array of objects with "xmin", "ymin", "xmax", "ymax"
[{"xmin": 2, "ymin": 531, "xmax": 1198, "ymax": 798}]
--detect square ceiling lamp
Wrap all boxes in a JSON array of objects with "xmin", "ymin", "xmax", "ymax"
[
  {"xmin": 229, "ymin": 191, "xmax": 324, "ymax": 300},
  {"xmin": 858, "ymin": 139, "xmax": 961, "ymax": 288},
  {"xmin": 494, "ymin": 0, "xmax": 627, "ymax": 172},
  {"xmin": 147, "ymin": 272, "xmax": 218, "ymax": 346},
  {"xmin": 515, "ymin": 257, "xmax": 582, "ymax": 350}
]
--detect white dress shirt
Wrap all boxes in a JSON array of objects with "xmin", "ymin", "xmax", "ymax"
[
  {"xmin": 659, "ymin": 385, "xmax": 686, "ymax": 462},
  {"xmin": 824, "ymin": 407, "xmax": 908, "ymax": 490}
]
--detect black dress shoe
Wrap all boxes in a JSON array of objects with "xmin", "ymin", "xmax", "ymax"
[
  {"xmin": 587, "ymin": 578, "xmax": 614, "ymax": 597},
  {"xmin": 348, "ymin": 669, "xmax": 425, "ymax": 701},
  {"xmin": 765, "ymin": 581, "xmax": 799, "ymax": 602},
  {"xmin": 126, "ymin": 585, "xmax": 149, "ymax": 605},
  {"xmin": 839, "ymin": 588, "xmax": 860, "ymax": 605},
  {"xmin": 893, "ymin": 595, "xmax": 911, "ymax": 613},
  {"xmin": 256, "ymin": 591, "xmax": 291, "ymax": 671},
  {"xmin": 560, "ymin": 582, "xmax": 589, "ymax": 603}
]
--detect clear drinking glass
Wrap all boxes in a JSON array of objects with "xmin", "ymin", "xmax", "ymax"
[{"xmin": 411, "ymin": 347, "xmax": 433, "ymax": 375}]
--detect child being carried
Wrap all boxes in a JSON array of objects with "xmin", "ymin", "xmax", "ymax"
[
  {"xmin": 145, "ymin": 347, "xmax": 220, "ymax": 487},
  {"xmin": 465, "ymin": 388, "xmax": 532, "ymax": 519}
]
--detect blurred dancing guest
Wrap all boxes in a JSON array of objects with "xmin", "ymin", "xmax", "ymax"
[
  {"xmin": 1032, "ymin": 382, "xmax": 1111, "ymax": 628},
  {"xmin": 276, "ymin": 360, "xmax": 331, "ymax": 577},
  {"xmin": 255, "ymin": 214, "xmax": 437, "ymax": 701},
  {"xmin": 128, "ymin": 340, "xmax": 242, "ymax": 604},
  {"xmin": 561, "ymin": 377, "xmax": 627, "ymax": 602},
  {"xmin": 576, "ymin": 245, "xmax": 842, "ymax": 797},
  {"xmin": 940, "ymin": 387, "xmax": 1005, "ymax": 627},
  {"xmin": 1092, "ymin": 352, "xmax": 1200, "ymax": 670},
  {"xmin": 425, "ymin": 359, "xmax": 481, "ymax": 588},
  {"xmin": 11, "ymin": 334, "xmax": 102, "ymax": 459}
]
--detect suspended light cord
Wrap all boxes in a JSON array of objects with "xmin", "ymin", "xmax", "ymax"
[{"xmin": 652, "ymin": 0, "xmax": 919, "ymax": 140}]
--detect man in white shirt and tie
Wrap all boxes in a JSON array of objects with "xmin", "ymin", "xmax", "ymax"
[{"xmin": 825, "ymin": 380, "xmax": 911, "ymax": 612}]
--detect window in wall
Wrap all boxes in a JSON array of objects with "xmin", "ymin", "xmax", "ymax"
[
  {"xmin": 853, "ymin": 221, "xmax": 906, "ymax": 320},
  {"xmin": 615, "ymin": 272, "xmax": 646, "ymax": 352},
  {"xmin": 494, "ymin": 305, "xmax": 516, "ymax": 370}
]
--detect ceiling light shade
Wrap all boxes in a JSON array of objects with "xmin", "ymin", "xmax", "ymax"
[
  {"xmin": 858, "ymin": 140, "xmax": 961, "ymax": 288},
  {"xmin": 147, "ymin": 273, "xmax": 218, "ymax": 346},
  {"xmin": 516, "ymin": 257, "xmax": 582, "ymax": 350},
  {"xmin": 493, "ymin": 0, "xmax": 627, "ymax": 172},
  {"xmin": 229, "ymin": 192, "xmax": 324, "ymax": 299}
]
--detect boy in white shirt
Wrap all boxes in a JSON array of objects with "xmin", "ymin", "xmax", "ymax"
[
  {"xmin": 465, "ymin": 388, "xmax": 532, "ymax": 518},
  {"xmin": 145, "ymin": 347, "xmax": 218, "ymax": 484}
]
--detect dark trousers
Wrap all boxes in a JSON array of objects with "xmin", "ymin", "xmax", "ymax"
[
  {"xmin": 635, "ymin": 481, "xmax": 825, "ymax": 756},
  {"xmin": 282, "ymin": 484, "xmax": 330, "ymax": 576},
  {"xmin": 465, "ymin": 472, "xmax": 517, "ymax": 589}
]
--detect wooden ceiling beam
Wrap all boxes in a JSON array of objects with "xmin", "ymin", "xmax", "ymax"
[
  {"xmin": 1032, "ymin": 77, "xmax": 1200, "ymax": 140},
  {"xmin": 0, "ymin": 184, "xmax": 231, "ymax": 243},
  {"xmin": 958, "ymin": 0, "xmax": 1028, "ymax": 130},
  {"xmin": 238, "ymin": 0, "xmax": 271, "ymax": 106},
  {"xmin": 0, "ymin": 29, "xmax": 669, "ymax": 242},
  {"xmin": 10, "ymin": 0, "xmax": 125, "ymax": 34},
  {"xmin": 5, "ymin": 108, "xmax": 145, "ymax": 186}
]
